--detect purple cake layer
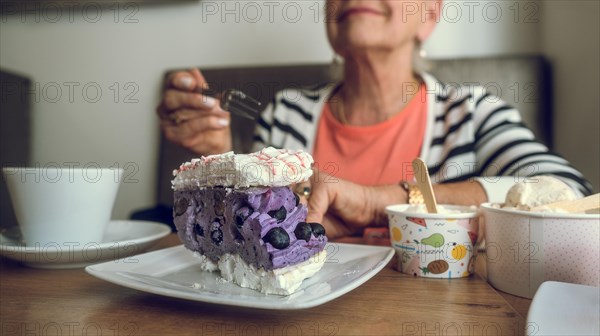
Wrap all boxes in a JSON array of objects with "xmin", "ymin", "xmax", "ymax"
[{"xmin": 173, "ymin": 186, "xmax": 327, "ymax": 271}]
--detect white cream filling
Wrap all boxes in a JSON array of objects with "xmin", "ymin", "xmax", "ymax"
[{"xmin": 192, "ymin": 250, "xmax": 327, "ymax": 295}]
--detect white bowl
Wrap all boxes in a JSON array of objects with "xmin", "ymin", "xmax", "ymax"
[
  {"xmin": 385, "ymin": 204, "xmax": 480, "ymax": 278},
  {"xmin": 481, "ymin": 203, "xmax": 600, "ymax": 298}
]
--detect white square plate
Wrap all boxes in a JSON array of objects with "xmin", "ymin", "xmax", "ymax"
[{"xmin": 86, "ymin": 243, "xmax": 394, "ymax": 310}]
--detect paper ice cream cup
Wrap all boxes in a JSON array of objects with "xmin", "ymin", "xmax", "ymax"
[
  {"xmin": 385, "ymin": 204, "xmax": 480, "ymax": 278},
  {"xmin": 481, "ymin": 203, "xmax": 600, "ymax": 298}
]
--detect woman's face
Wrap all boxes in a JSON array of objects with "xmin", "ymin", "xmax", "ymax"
[{"xmin": 326, "ymin": 0, "xmax": 440, "ymax": 57}]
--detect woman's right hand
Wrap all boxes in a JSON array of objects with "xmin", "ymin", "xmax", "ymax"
[
  {"xmin": 306, "ymin": 170, "xmax": 406, "ymax": 239},
  {"xmin": 157, "ymin": 68, "xmax": 232, "ymax": 156}
]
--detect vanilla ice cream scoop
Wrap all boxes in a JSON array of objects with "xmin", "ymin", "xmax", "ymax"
[{"xmin": 504, "ymin": 176, "xmax": 577, "ymax": 210}]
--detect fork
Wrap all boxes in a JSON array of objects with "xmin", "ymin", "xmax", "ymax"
[{"xmin": 198, "ymin": 88, "xmax": 262, "ymax": 120}]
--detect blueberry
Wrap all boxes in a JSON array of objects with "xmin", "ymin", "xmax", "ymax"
[
  {"xmin": 194, "ymin": 224, "xmax": 204, "ymax": 237},
  {"xmin": 210, "ymin": 220, "xmax": 223, "ymax": 245},
  {"xmin": 263, "ymin": 227, "xmax": 290, "ymax": 249},
  {"xmin": 268, "ymin": 206, "xmax": 287, "ymax": 223},
  {"xmin": 309, "ymin": 223, "xmax": 326, "ymax": 237},
  {"xmin": 235, "ymin": 206, "xmax": 253, "ymax": 228},
  {"xmin": 235, "ymin": 215, "xmax": 244, "ymax": 228},
  {"xmin": 211, "ymin": 229, "xmax": 223, "ymax": 245},
  {"xmin": 294, "ymin": 222, "xmax": 312, "ymax": 242},
  {"xmin": 174, "ymin": 197, "xmax": 189, "ymax": 216}
]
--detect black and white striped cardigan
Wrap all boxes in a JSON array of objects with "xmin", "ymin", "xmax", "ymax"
[{"xmin": 252, "ymin": 73, "xmax": 592, "ymax": 202}]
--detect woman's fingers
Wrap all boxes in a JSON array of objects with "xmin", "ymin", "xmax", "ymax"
[
  {"xmin": 306, "ymin": 172, "xmax": 357, "ymax": 238},
  {"xmin": 321, "ymin": 214, "xmax": 354, "ymax": 240},
  {"xmin": 190, "ymin": 68, "xmax": 209, "ymax": 90},
  {"xmin": 306, "ymin": 174, "xmax": 332, "ymax": 225},
  {"xmin": 158, "ymin": 68, "xmax": 233, "ymax": 156},
  {"xmin": 307, "ymin": 170, "xmax": 380, "ymax": 237},
  {"xmin": 161, "ymin": 113, "xmax": 230, "ymax": 140},
  {"xmin": 167, "ymin": 68, "xmax": 208, "ymax": 91},
  {"xmin": 159, "ymin": 68, "xmax": 217, "ymax": 119},
  {"xmin": 304, "ymin": 175, "xmax": 350, "ymax": 239},
  {"xmin": 165, "ymin": 108, "xmax": 229, "ymax": 126},
  {"xmin": 161, "ymin": 89, "xmax": 218, "ymax": 113}
]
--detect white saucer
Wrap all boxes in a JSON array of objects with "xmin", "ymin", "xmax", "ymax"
[{"xmin": 0, "ymin": 220, "xmax": 171, "ymax": 269}]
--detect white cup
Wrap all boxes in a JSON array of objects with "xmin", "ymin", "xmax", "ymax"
[{"xmin": 2, "ymin": 166, "xmax": 123, "ymax": 247}]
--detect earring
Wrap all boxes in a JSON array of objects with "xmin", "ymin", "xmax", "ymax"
[
  {"xmin": 333, "ymin": 54, "xmax": 344, "ymax": 65},
  {"xmin": 419, "ymin": 47, "xmax": 427, "ymax": 58}
]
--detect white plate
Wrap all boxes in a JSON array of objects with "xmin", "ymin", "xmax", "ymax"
[
  {"xmin": 0, "ymin": 220, "xmax": 171, "ymax": 269},
  {"xmin": 527, "ymin": 281, "xmax": 600, "ymax": 335},
  {"xmin": 86, "ymin": 243, "xmax": 394, "ymax": 309}
]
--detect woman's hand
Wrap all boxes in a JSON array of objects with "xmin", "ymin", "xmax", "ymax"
[
  {"xmin": 306, "ymin": 170, "xmax": 407, "ymax": 239},
  {"xmin": 157, "ymin": 68, "xmax": 232, "ymax": 156}
]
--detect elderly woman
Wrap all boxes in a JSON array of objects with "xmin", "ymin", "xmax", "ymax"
[{"xmin": 157, "ymin": 0, "xmax": 592, "ymax": 238}]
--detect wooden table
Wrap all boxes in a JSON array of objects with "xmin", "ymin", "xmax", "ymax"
[{"xmin": 1, "ymin": 234, "xmax": 532, "ymax": 336}]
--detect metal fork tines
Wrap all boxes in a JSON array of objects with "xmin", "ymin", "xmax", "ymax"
[
  {"xmin": 220, "ymin": 89, "xmax": 262, "ymax": 120},
  {"xmin": 197, "ymin": 88, "xmax": 262, "ymax": 120}
]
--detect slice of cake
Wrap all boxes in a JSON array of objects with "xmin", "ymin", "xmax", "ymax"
[{"xmin": 172, "ymin": 147, "xmax": 328, "ymax": 295}]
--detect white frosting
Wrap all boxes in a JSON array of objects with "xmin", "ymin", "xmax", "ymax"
[
  {"xmin": 193, "ymin": 250, "xmax": 327, "ymax": 295},
  {"xmin": 172, "ymin": 147, "xmax": 313, "ymax": 190},
  {"xmin": 504, "ymin": 176, "xmax": 577, "ymax": 211}
]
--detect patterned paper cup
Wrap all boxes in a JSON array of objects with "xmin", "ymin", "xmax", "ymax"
[
  {"xmin": 481, "ymin": 203, "xmax": 600, "ymax": 299},
  {"xmin": 385, "ymin": 204, "xmax": 480, "ymax": 278}
]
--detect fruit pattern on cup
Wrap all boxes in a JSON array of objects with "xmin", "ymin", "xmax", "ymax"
[{"xmin": 389, "ymin": 214, "xmax": 479, "ymax": 278}]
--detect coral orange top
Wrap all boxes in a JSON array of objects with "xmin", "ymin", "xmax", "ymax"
[{"xmin": 312, "ymin": 84, "xmax": 427, "ymax": 186}]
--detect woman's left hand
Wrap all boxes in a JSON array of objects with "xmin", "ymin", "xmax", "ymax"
[{"xmin": 305, "ymin": 170, "xmax": 406, "ymax": 239}]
